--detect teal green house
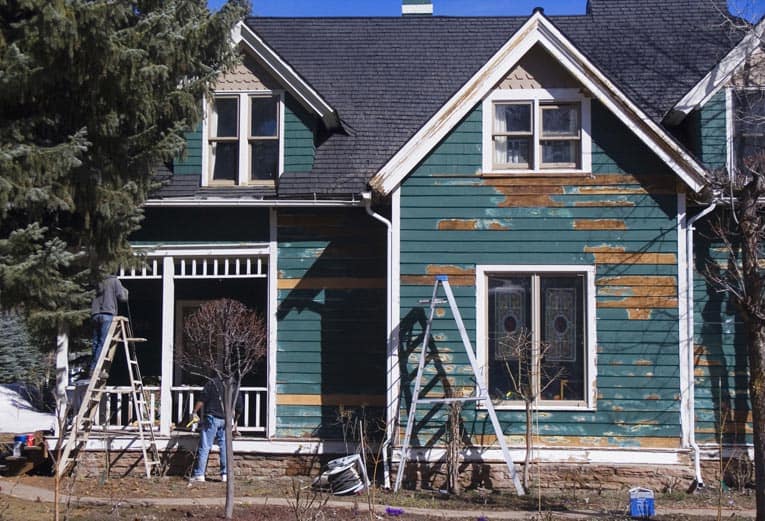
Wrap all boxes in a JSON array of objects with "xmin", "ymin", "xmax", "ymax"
[{"xmin": 60, "ymin": 0, "xmax": 762, "ymax": 489}]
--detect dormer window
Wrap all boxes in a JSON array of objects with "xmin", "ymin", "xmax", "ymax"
[
  {"xmin": 483, "ymin": 89, "xmax": 591, "ymax": 174},
  {"xmin": 205, "ymin": 92, "xmax": 283, "ymax": 186}
]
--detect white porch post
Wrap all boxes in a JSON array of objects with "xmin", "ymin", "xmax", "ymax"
[
  {"xmin": 160, "ymin": 256, "xmax": 175, "ymax": 435},
  {"xmin": 55, "ymin": 325, "xmax": 69, "ymax": 432}
]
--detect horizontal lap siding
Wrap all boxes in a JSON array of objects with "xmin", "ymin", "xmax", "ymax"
[
  {"xmin": 174, "ymin": 123, "xmax": 202, "ymax": 175},
  {"xmin": 276, "ymin": 208, "xmax": 386, "ymax": 438},
  {"xmin": 399, "ymin": 100, "xmax": 682, "ymax": 446},
  {"xmin": 283, "ymin": 94, "xmax": 315, "ymax": 172},
  {"xmin": 692, "ymin": 220, "xmax": 751, "ymax": 444}
]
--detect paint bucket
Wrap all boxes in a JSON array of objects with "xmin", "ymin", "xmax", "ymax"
[
  {"xmin": 12, "ymin": 435, "xmax": 25, "ymax": 458},
  {"xmin": 26, "ymin": 434, "xmax": 35, "ymax": 447},
  {"xmin": 629, "ymin": 487, "xmax": 655, "ymax": 518}
]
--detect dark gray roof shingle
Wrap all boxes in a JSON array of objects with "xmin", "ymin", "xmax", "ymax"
[{"xmin": 155, "ymin": 1, "xmax": 740, "ymax": 200}]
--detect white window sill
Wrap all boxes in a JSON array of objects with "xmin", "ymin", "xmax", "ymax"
[
  {"xmin": 481, "ymin": 169, "xmax": 591, "ymax": 177},
  {"xmin": 480, "ymin": 401, "xmax": 595, "ymax": 412}
]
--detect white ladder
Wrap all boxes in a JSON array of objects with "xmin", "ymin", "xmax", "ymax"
[
  {"xmin": 394, "ymin": 275, "xmax": 524, "ymax": 495},
  {"xmin": 57, "ymin": 316, "xmax": 161, "ymax": 478}
]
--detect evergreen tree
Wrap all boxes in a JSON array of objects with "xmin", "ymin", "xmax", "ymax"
[{"xmin": 0, "ymin": 0, "xmax": 248, "ymax": 347}]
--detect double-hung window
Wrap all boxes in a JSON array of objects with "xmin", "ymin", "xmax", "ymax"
[
  {"xmin": 206, "ymin": 92, "xmax": 282, "ymax": 186},
  {"xmin": 476, "ymin": 265, "xmax": 596, "ymax": 409},
  {"xmin": 483, "ymin": 89, "xmax": 591, "ymax": 173}
]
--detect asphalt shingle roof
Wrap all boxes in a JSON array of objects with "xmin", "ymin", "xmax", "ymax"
[{"xmin": 156, "ymin": 0, "xmax": 740, "ymax": 199}]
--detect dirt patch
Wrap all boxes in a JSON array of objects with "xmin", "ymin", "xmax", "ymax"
[{"xmin": 0, "ymin": 474, "xmax": 758, "ymax": 520}]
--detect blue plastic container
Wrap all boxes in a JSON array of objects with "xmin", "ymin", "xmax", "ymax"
[{"xmin": 629, "ymin": 487, "xmax": 655, "ymax": 518}]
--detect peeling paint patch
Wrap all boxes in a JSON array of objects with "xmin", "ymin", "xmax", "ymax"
[
  {"xmin": 634, "ymin": 360, "xmax": 654, "ymax": 366},
  {"xmin": 600, "ymin": 297, "xmax": 678, "ymax": 309},
  {"xmin": 588, "ymin": 250, "xmax": 677, "ymax": 265},
  {"xmin": 438, "ymin": 219, "xmax": 478, "ymax": 230},
  {"xmin": 599, "ymin": 286, "xmax": 675, "ymax": 297},
  {"xmin": 627, "ymin": 309, "xmax": 653, "ymax": 319},
  {"xmin": 575, "ymin": 186, "xmax": 649, "ymax": 195},
  {"xmin": 574, "ymin": 200, "xmax": 636, "ymax": 207},
  {"xmin": 645, "ymin": 394, "xmax": 661, "ymax": 401},
  {"xmin": 585, "ymin": 245, "xmax": 626, "ymax": 253},
  {"xmin": 597, "ymin": 276, "xmax": 676, "ymax": 287},
  {"xmin": 277, "ymin": 277, "xmax": 385, "ymax": 289},
  {"xmin": 573, "ymin": 219, "xmax": 627, "ymax": 230}
]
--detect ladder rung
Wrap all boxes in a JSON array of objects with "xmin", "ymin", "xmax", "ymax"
[
  {"xmin": 126, "ymin": 337, "xmax": 147, "ymax": 342},
  {"xmin": 418, "ymin": 298, "xmax": 447, "ymax": 304},
  {"xmin": 415, "ymin": 396, "xmax": 483, "ymax": 404}
]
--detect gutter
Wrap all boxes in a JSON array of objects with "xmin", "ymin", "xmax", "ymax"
[
  {"xmin": 685, "ymin": 202, "xmax": 717, "ymax": 488},
  {"xmin": 143, "ymin": 197, "xmax": 364, "ymax": 208},
  {"xmin": 362, "ymin": 191, "xmax": 394, "ymax": 489}
]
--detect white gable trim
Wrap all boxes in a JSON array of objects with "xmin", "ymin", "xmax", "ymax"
[
  {"xmin": 233, "ymin": 22, "xmax": 339, "ymax": 129},
  {"xmin": 667, "ymin": 21, "xmax": 765, "ymax": 125},
  {"xmin": 369, "ymin": 12, "xmax": 708, "ymax": 195}
]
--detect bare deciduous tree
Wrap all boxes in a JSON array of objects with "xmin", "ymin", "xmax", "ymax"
[
  {"xmin": 497, "ymin": 328, "xmax": 564, "ymax": 492},
  {"xmin": 180, "ymin": 298, "xmax": 266, "ymax": 520}
]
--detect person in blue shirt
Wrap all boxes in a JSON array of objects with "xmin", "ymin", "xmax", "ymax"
[{"xmin": 189, "ymin": 377, "xmax": 244, "ymax": 483}]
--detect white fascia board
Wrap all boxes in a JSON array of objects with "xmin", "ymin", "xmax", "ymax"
[
  {"xmin": 667, "ymin": 21, "xmax": 765, "ymax": 125},
  {"xmin": 233, "ymin": 21, "xmax": 339, "ymax": 129},
  {"xmin": 370, "ymin": 12, "xmax": 708, "ymax": 195}
]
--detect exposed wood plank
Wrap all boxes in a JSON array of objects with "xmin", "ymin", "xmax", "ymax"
[
  {"xmin": 599, "ymin": 296, "xmax": 678, "ymax": 309},
  {"xmin": 573, "ymin": 219, "xmax": 627, "ymax": 230},
  {"xmin": 277, "ymin": 394, "xmax": 386, "ymax": 406},
  {"xmin": 277, "ymin": 277, "xmax": 385, "ymax": 289}
]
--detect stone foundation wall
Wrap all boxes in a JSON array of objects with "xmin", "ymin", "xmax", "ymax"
[{"xmin": 71, "ymin": 447, "xmax": 723, "ymax": 493}]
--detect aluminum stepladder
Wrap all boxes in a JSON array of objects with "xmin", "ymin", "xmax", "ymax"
[
  {"xmin": 394, "ymin": 275, "xmax": 525, "ymax": 495},
  {"xmin": 57, "ymin": 316, "xmax": 161, "ymax": 478}
]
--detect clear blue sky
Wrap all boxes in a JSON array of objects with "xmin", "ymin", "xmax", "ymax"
[{"xmin": 209, "ymin": 0, "xmax": 765, "ymax": 21}]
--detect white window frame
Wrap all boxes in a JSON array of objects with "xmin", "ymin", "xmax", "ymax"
[
  {"xmin": 476, "ymin": 264, "xmax": 597, "ymax": 411},
  {"xmin": 482, "ymin": 88, "xmax": 592, "ymax": 175},
  {"xmin": 201, "ymin": 90, "xmax": 285, "ymax": 187}
]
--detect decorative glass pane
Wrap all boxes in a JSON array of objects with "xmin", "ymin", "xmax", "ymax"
[
  {"xmin": 494, "ymin": 103, "xmax": 531, "ymax": 133},
  {"xmin": 212, "ymin": 98, "xmax": 238, "ymax": 138},
  {"xmin": 251, "ymin": 97, "xmax": 278, "ymax": 137},
  {"xmin": 541, "ymin": 140, "xmax": 578, "ymax": 166},
  {"xmin": 250, "ymin": 141, "xmax": 278, "ymax": 180},
  {"xmin": 540, "ymin": 276, "xmax": 584, "ymax": 401},
  {"xmin": 494, "ymin": 136, "xmax": 530, "ymax": 167},
  {"xmin": 210, "ymin": 142, "xmax": 238, "ymax": 181},
  {"xmin": 488, "ymin": 276, "xmax": 531, "ymax": 400},
  {"xmin": 541, "ymin": 105, "xmax": 579, "ymax": 137}
]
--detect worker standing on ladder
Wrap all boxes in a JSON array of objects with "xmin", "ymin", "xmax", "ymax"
[{"xmin": 89, "ymin": 275, "xmax": 128, "ymax": 377}]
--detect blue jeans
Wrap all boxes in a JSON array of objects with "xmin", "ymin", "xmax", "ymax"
[
  {"xmin": 90, "ymin": 313, "xmax": 113, "ymax": 373},
  {"xmin": 192, "ymin": 415, "xmax": 228, "ymax": 478}
]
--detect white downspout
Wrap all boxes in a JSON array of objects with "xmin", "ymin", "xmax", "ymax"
[
  {"xmin": 362, "ymin": 191, "xmax": 393, "ymax": 489},
  {"xmin": 686, "ymin": 202, "xmax": 717, "ymax": 488}
]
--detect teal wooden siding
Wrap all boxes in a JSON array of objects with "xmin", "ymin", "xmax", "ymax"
[
  {"xmin": 284, "ymin": 94, "xmax": 316, "ymax": 172},
  {"xmin": 688, "ymin": 90, "xmax": 727, "ymax": 171},
  {"xmin": 399, "ymin": 99, "xmax": 684, "ymax": 447},
  {"xmin": 276, "ymin": 208, "xmax": 386, "ymax": 438},
  {"xmin": 174, "ymin": 123, "xmax": 203, "ymax": 175},
  {"xmin": 692, "ymin": 219, "xmax": 751, "ymax": 445}
]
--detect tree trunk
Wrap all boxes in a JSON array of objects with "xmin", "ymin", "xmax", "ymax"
[
  {"xmin": 523, "ymin": 400, "xmax": 532, "ymax": 492},
  {"xmin": 223, "ymin": 378, "xmax": 235, "ymax": 520},
  {"xmin": 747, "ymin": 324, "xmax": 765, "ymax": 521}
]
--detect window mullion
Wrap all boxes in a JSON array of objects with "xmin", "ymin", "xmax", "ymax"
[
  {"xmin": 238, "ymin": 93, "xmax": 248, "ymax": 185},
  {"xmin": 533, "ymin": 100, "xmax": 540, "ymax": 170},
  {"xmin": 531, "ymin": 274, "xmax": 541, "ymax": 401}
]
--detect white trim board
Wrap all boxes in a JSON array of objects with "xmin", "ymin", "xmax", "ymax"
[
  {"xmin": 666, "ymin": 20, "xmax": 765, "ymax": 125},
  {"xmin": 233, "ymin": 22, "xmax": 339, "ymax": 129},
  {"xmin": 368, "ymin": 11, "xmax": 708, "ymax": 195}
]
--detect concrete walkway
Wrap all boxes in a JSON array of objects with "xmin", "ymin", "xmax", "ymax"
[{"xmin": 0, "ymin": 477, "xmax": 756, "ymax": 519}]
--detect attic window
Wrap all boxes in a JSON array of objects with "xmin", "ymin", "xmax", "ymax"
[
  {"xmin": 483, "ymin": 89, "xmax": 591, "ymax": 174},
  {"xmin": 205, "ymin": 92, "xmax": 283, "ymax": 186}
]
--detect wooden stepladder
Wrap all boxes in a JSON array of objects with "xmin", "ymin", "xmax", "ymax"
[
  {"xmin": 394, "ymin": 276, "xmax": 525, "ymax": 495},
  {"xmin": 57, "ymin": 316, "xmax": 161, "ymax": 478}
]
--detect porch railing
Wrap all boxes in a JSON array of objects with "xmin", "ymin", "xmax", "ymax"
[{"xmin": 65, "ymin": 385, "xmax": 267, "ymax": 434}]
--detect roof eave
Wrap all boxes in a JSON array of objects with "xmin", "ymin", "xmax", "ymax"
[
  {"xmin": 666, "ymin": 20, "xmax": 765, "ymax": 126},
  {"xmin": 369, "ymin": 11, "xmax": 708, "ymax": 195}
]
